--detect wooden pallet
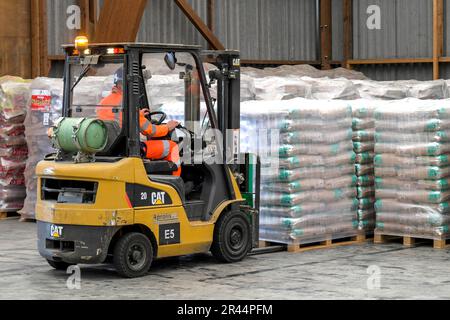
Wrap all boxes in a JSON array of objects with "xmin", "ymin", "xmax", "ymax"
[
  {"xmin": 0, "ymin": 212, "xmax": 19, "ymax": 221},
  {"xmin": 259, "ymin": 233, "xmax": 368, "ymax": 253},
  {"xmin": 374, "ymin": 232, "xmax": 450, "ymax": 249}
]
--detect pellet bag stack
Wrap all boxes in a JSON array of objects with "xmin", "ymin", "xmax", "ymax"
[
  {"xmin": 374, "ymin": 99, "xmax": 450, "ymax": 241},
  {"xmin": 350, "ymin": 100, "xmax": 377, "ymax": 233},
  {"xmin": 242, "ymin": 98, "xmax": 358, "ymax": 245},
  {"xmin": 19, "ymin": 78, "xmax": 63, "ymax": 219},
  {"xmin": 0, "ymin": 76, "xmax": 30, "ymax": 214}
]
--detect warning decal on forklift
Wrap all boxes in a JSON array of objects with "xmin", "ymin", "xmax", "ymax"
[
  {"xmin": 154, "ymin": 213, "xmax": 178, "ymax": 224},
  {"xmin": 159, "ymin": 223, "xmax": 180, "ymax": 245}
]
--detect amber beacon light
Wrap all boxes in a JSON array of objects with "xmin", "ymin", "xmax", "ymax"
[{"xmin": 74, "ymin": 36, "xmax": 89, "ymax": 52}]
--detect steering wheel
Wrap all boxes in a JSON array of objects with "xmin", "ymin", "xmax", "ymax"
[{"xmin": 146, "ymin": 111, "xmax": 167, "ymax": 125}]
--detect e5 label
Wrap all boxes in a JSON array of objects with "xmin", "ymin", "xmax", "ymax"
[{"xmin": 159, "ymin": 223, "xmax": 180, "ymax": 245}]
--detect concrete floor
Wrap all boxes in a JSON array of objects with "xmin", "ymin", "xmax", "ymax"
[{"xmin": 1, "ymin": 218, "xmax": 450, "ymax": 300}]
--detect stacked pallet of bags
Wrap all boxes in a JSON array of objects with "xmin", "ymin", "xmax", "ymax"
[
  {"xmin": 351, "ymin": 101, "xmax": 377, "ymax": 233},
  {"xmin": 20, "ymin": 76, "xmax": 119, "ymax": 219},
  {"xmin": 374, "ymin": 99, "xmax": 450, "ymax": 240},
  {"xmin": 242, "ymin": 98, "xmax": 358, "ymax": 244},
  {"xmin": 19, "ymin": 78, "xmax": 63, "ymax": 219},
  {"xmin": 0, "ymin": 77, "xmax": 30, "ymax": 213}
]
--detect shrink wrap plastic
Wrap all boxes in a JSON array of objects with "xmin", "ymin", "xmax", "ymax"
[
  {"xmin": 241, "ymin": 99, "xmax": 358, "ymax": 244},
  {"xmin": 0, "ymin": 77, "xmax": 30, "ymax": 213},
  {"xmin": 20, "ymin": 78, "xmax": 63, "ymax": 219},
  {"xmin": 349, "ymin": 100, "xmax": 380, "ymax": 232},
  {"xmin": 374, "ymin": 99, "xmax": 450, "ymax": 239}
]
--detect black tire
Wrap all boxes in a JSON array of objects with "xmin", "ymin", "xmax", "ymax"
[
  {"xmin": 113, "ymin": 232, "xmax": 153, "ymax": 278},
  {"xmin": 47, "ymin": 259, "xmax": 74, "ymax": 271},
  {"xmin": 211, "ymin": 210, "xmax": 252, "ymax": 263}
]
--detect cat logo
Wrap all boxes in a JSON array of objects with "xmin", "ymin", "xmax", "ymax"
[
  {"xmin": 50, "ymin": 225, "xmax": 63, "ymax": 238},
  {"xmin": 151, "ymin": 192, "xmax": 166, "ymax": 205}
]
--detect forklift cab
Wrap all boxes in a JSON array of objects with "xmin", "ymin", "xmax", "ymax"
[
  {"xmin": 36, "ymin": 39, "xmax": 260, "ymax": 278},
  {"xmin": 60, "ymin": 42, "xmax": 247, "ymax": 220}
]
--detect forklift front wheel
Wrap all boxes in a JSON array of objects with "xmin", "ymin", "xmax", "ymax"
[
  {"xmin": 113, "ymin": 232, "xmax": 153, "ymax": 278},
  {"xmin": 211, "ymin": 210, "xmax": 252, "ymax": 263},
  {"xmin": 47, "ymin": 259, "xmax": 74, "ymax": 271}
]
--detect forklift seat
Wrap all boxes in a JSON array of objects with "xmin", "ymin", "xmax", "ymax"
[{"xmin": 144, "ymin": 160, "xmax": 178, "ymax": 175}]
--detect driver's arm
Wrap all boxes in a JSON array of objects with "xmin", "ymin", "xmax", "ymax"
[{"xmin": 139, "ymin": 110, "xmax": 169, "ymax": 138}]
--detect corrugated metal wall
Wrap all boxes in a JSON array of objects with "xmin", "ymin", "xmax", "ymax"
[
  {"xmin": 137, "ymin": 0, "xmax": 208, "ymax": 47},
  {"xmin": 352, "ymin": 0, "xmax": 434, "ymax": 80},
  {"xmin": 442, "ymin": 0, "xmax": 450, "ymax": 81},
  {"xmin": 47, "ymin": 0, "xmax": 78, "ymax": 56},
  {"xmin": 138, "ymin": 0, "xmax": 318, "ymax": 61},
  {"xmin": 332, "ymin": 0, "xmax": 344, "ymax": 62},
  {"xmin": 353, "ymin": 0, "xmax": 432, "ymax": 59},
  {"xmin": 356, "ymin": 64, "xmax": 433, "ymax": 81},
  {"xmin": 45, "ymin": 0, "xmax": 449, "ymax": 80},
  {"xmin": 213, "ymin": 0, "xmax": 318, "ymax": 61},
  {"xmin": 444, "ymin": 0, "xmax": 450, "ymax": 56}
]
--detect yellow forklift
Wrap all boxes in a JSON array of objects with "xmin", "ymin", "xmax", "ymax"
[{"xmin": 36, "ymin": 37, "xmax": 260, "ymax": 278}]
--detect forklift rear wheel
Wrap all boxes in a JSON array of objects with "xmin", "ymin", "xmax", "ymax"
[
  {"xmin": 211, "ymin": 210, "xmax": 252, "ymax": 263},
  {"xmin": 113, "ymin": 232, "xmax": 153, "ymax": 278},
  {"xmin": 47, "ymin": 259, "xmax": 74, "ymax": 271}
]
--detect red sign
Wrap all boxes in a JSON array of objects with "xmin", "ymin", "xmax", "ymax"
[{"xmin": 30, "ymin": 90, "xmax": 51, "ymax": 111}]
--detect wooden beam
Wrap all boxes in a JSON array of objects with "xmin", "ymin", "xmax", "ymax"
[
  {"xmin": 348, "ymin": 56, "xmax": 450, "ymax": 65},
  {"xmin": 78, "ymin": 0, "xmax": 97, "ymax": 39},
  {"xmin": 319, "ymin": 0, "xmax": 332, "ymax": 70},
  {"xmin": 174, "ymin": 0, "xmax": 224, "ymax": 50},
  {"xmin": 0, "ymin": 0, "xmax": 32, "ymax": 78},
  {"xmin": 39, "ymin": 0, "xmax": 49, "ymax": 77},
  {"xmin": 207, "ymin": 0, "xmax": 215, "ymax": 50},
  {"xmin": 48, "ymin": 55, "xmax": 66, "ymax": 61},
  {"xmin": 95, "ymin": 0, "xmax": 147, "ymax": 43},
  {"xmin": 31, "ymin": 0, "xmax": 48, "ymax": 78},
  {"xmin": 89, "ymin": 0, "xmax": 98, "ymax": 36},
  {"xmin": 433, "ymin": 0, "xmax": 444, "ymax": 80},
  {"xmin": 207, "ymin": 0, "xmax": 215, "ymax": 32},
  {"xmin": 343, "ymin": 0, "xmax": 353, "ymax": 69},
  {"xmin": 348, "ymin": 58, "xmax": 434, "ymax": 65},
  {"xmin": 241, "ymin": 60, "xmax": 321, "ymax": 66}
]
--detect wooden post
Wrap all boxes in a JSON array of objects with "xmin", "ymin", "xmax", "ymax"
[
  {"xmin": 320, "ymin": 0, "xmax": 332, "ymax": 70},
  {"xmin": 433, "ymin": 0, "xmax": 443, "ymax": 80},
  {"xmin": 174, "ymin": 0, "xmax": 224, "ymax": 50},
  {"xmin": 0, "ymin": 0, "xmax": 33, "ymax": 78},
  {"xmin": 343, "ymin": 0, "xmax": 353, "ymax": 69},
  {"xmin": 78, "ymin": 0, "xmax": 97, "ymax": 39},
  {"xmin": 89, "ymin": 0, "xmax": 98, "ymax": 37},
  {"xmin": 403, "ymin": 236, "xmax": 415, "ymax": 247},
  {"xmin": 207, "ymin": 0, "xmax": 215, "ymax": 50},
  {"xmin": 31, "ymin": 0, "xmax": 48, "ymax": 78}
]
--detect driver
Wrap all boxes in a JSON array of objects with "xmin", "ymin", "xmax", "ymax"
[{"xmin": 97, "ymin": 67, "xmax": 181, "ymax": 176}]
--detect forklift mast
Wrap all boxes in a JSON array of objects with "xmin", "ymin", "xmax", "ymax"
[
  {"xmin": 182, "ymin": 50, "xmax": 241, "ymax": 165},
  {"xmin": 201, "ymin": 50, "xmax": 260, "ymax": 247},
  {"xmin": 208, "ymin": 51, "xmax": 241, "ymax": 165}
]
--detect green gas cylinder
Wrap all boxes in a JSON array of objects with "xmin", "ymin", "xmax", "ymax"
[{"xmin": 52, "ymin": 117, "xmax": 108, "ymax": 154}]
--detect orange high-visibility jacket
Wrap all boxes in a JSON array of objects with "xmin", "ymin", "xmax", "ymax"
[{"xmin": 97, "ymin": 87, "xmax": 169, "ymax": 138}]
